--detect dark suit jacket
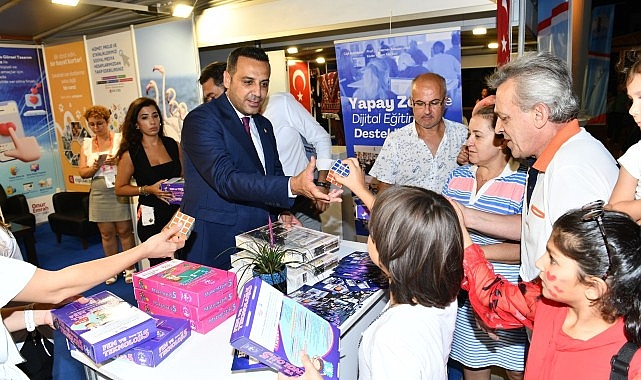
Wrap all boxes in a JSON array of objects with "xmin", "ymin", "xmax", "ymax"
[{"xmin": 180, "ymin": 95, "xmax": 291, "ymax": 269}]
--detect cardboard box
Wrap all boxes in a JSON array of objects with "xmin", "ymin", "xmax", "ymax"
[
  {"xmin": 235, "ymin": 222, "xmax": 340, "ymax": 267},
  {"xmin": 134, "ymin": 287, "xmax": 237, "ymax": 321},
  {"xmin": 116, "ymin": 315, "xmax": 191, "ymax": 367},
  {"xmin": 138, "ymin": 296, "xmax": 238, "ymax": 334},
  {"xmin": 52, "ymin": 291, "xmax": 156, "ymax": 363},
  {"xmin": 230, "ymin": 278, "xmax": 340, "ymax": 379},
  {"xmin": 160, "ymin": 177, "xmax": 184, "ymax": 205},
  {"xmin": 133, "ymin": 260, "xmax": 237, "ymax": 307}
]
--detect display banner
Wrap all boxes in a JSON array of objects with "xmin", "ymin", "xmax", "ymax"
[
  {"xmin": 86, "ymin": 29, "xmax": 140, "ymax": 133},
  {"xmin": 334, "ymin": 28, "xmax": 462, "ymax": 160},
  {"xmin": 0, "ymin": 44, "xmax": 61, "ymax": 222},
  {"xmin": 538, "ymin": 0, "xmax": 570, "ymax": 63},
  {"xmin": 44, "ymin": 40, "xmax": 93, "ymax": 192},
  {"xmin": 582, "ymin": 4, "xmax": 615, "ymax": 124},
  {"xmin": 134, "ymin": 19, "xmax": 200, "ymax": 143},
  {"xmin": 288, "ymin": 61, "xmax": 311, "ymax": 112}
]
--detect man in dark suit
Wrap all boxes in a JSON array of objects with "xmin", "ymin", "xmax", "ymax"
[{"xmin": 181, "ymin": 47, "xmax": 334, "ymax": 269}]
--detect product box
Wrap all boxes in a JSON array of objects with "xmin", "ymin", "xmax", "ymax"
[
  {"xmin": 353, "ymin": 196, "xmax": 370, "ymax": 221},
  {"xmin": 235, "ymin": 222, "xmax": 340, "ymax": 266},
  {"xmin": 133, "ymin": 259, "xmax": 237, "ymax": 308},
  {"xmin": 160, "ymin": 177, "xmax": 184, "ymax": 205},
  {"xmin": 116, "ymin": 315, "xmax": 191, "ymax": 367},
  {"xmin": 138, "ymin": 296, "xmax": 238, "ymax": 334},
  {"xmin": 52, "ymin": 291, "xmax": 156, "ymax": 363},
  {"xmin": 231, "ymin": 349, "xmax": 269, "ymax": 372},
  {"xmin": 134, "ymin": 286, "xmax": 237, "ymax": 321},
  {"xmin": 230, "ymin": 278, "xmax": 340, "ymax": 379}
]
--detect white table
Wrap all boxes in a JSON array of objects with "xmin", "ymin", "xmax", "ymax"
[{"xmin": 72, "ymin": 240, "xmax": 388, "ymax": 380}]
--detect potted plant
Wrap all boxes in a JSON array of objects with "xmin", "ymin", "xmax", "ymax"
[{"xmin": 229, "ymin": 218, "xmax": 309, "ymax": 294}]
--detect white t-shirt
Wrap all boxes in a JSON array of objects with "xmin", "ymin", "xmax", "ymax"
[
  {"xmin": 617, "ymin": 140, "xmax": 641, "ymax": 200},
  {"xmin": 358, "ymin": 300, "xmax": 457, "ymax": 380},
  {"xmin": 0, "ymin": 227, "xmax": 22, "ymax": 260},
  {"xmin": 0, "ymin": 255, "xmax": 37, "ymax": 379},
  {"xmin": 521, "ymin": 127, "xmax": 618, "ymax": 281}
]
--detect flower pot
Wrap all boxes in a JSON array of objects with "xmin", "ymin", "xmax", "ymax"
[{"xmin": 253, "ymin": 266, "xmax": 287, "ymax": 294}]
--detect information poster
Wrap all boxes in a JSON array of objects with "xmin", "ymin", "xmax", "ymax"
[
  {"xmin": 86, "ymin": 29, "xmax": 140, "ymax": 133},
  {"xmin": 334, "ymin": 28, "xmax": 462, "ymax": 161},
  {"xmin": 44, "ymin": 40, "xmax": 93, "ymax": 192},
  {"xmin": 134, "ymin": 19, "xmax": 200, "ymax": 142},
  {"xmin": 0, "ymin": 45, "xmax": 60, "ymax": 222}
]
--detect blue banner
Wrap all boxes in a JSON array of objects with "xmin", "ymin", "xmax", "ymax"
[{"xmin": 334, "ymin": 28, "xmax": 462, "ymax": 160}]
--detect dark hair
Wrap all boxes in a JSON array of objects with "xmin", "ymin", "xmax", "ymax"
[
  {"xmin": 474, "ymin": 104, "xmax": 498, "ymax": 128},
  {"xmin": 552, "ymin": 207, "xmax": 641, "ymax": 344},
  {"xmin": 616, "ymin": 50, "xmax": 641, "ymax": 85},
  {"xmin": 116, "ymin": 97, "xmax": 163, "ymax": 159},
  {"xmin": 199, "ymin": 61, "xmax": 226, "ymax": 86},
  {"xmin": 369, "ymin": 186, "xmax": 464, "ymax": 308},
  {"xmin": 227, "ymin": 46, "xmax": 269, "ymax": 76}
]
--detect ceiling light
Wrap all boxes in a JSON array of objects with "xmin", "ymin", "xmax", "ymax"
[
  {"xmin": 315, "ymin": 48, "xmax": 323, "ymax": 53},
  {"xmin": 172, "ymin": 4, "xmax": 193, "ymax": 18},
  {"xmin": 286, "ymin": 47, "xmax": 299, "ymax": 54},
  {"xmin": 472, "ymin": 27, "xmax": 487, "ymax": 35},
  {"xmin": 488, "ymin": 42, "xmax": 499, "ymax": 49},
  {"xmin": 316, "ymin": 57, "xmax": 326, "ymax": 64},
  {"xmin": 52, "ymin": 0, "xmax": 80, "ymax": 5}
]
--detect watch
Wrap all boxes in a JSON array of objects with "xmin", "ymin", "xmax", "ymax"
[{"xmin": 314, "ymin": 180, "xmax": 331, "ymax": 189}]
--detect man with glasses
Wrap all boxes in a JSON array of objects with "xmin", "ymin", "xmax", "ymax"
[
  {"xmin": 460, "ymin": 52, "xmax": 618, "ymax": 282},
  {"xmin": 369, "ymin": 72, "xmax": 467, "ymax": 193}
]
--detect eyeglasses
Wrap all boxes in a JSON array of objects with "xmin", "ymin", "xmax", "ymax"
[
  {"xmin": 580, "ymin": 200, "xmax": 612, "ymax": 279},
  {"xmin": 410, "ymin": 97, "xmax": 449, "ymax": 109}
]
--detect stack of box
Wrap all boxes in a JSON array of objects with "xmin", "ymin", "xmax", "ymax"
[
  {"xmin": 160, "ymin": 177, "xmax": 184, "ymax": 205},
  {"xmin": 232, "ymin": 222, "xmax": 341, "ymax": 292},
  {"xmin": 52, "ymin": 291, "xmax": 157, "ymax": 364},
  {"xmin": 133, "ymin": 259, "xmax": 239, "ymax": 334}
]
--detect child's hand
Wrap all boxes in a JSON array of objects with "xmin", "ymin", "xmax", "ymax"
[{"xmin": 277, "ymin": 352, "xmax": 324, "ymax": 380}]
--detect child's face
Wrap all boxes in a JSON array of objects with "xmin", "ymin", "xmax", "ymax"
[
  {"xmin": 367, "ymin": 236, "xmax": 388, "ymax": 276},
  {"xmin": 628, "ymin": 73, "xmax": 641, "ymax": 128},
  {"xmin": 535, "ymin": 239, "xmax": 586, "ymax": 304}
]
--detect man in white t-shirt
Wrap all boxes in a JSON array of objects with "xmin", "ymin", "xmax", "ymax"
[{"xmin": 461, "ymin": 52, "xmax": 618, "ymax": 281}]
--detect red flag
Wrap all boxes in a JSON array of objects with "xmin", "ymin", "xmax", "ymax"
[
  {"xmin": 497, "ymin": 0, "xmax": 511, "ymax": 66},
  {"xmin": 288, "ymin": 61, "xmax": 312, "ymax": 112}
]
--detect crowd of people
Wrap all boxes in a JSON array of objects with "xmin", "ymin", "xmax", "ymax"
[{"xmin": 3, "ymin": 43, "xmax": 641, "ymax": 380}]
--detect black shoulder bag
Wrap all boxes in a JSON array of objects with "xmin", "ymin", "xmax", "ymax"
[
  {"xmin": 611, "ymin": 341, "xmax": 640, "ymax": 380},
  {"xmin": 16, "ymin": 328, "xmax": 54, "ymax": 380}
]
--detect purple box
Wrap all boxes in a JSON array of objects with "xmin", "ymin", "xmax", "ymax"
[
  {"xmin": 133, "ymin": 259, "xmax": 237, "ymax": 308},
  {"xmin": 230, "ymin": 278, "xmax": 340, "ymax": 379},
  {"xmin": 116, "ymin": 315, "xmax": 191, "ymax": 367},
  {"xmin": 160, "ymin": 177, "xmax": 184, "ymax": 205},
  {"xmin": 354, "ymin": 197, "xmax": 370, "ymax": 221},
  {"xmin": 134, "ymin": 286, "xmax": 237, "ymax": 321},
  {"xmin": 138, "ymin": 296, "xmax": 238, "ymax": 334},
  {"xmin": 51, "ymin": 291, "xmax": 156, "ymax": 363}
]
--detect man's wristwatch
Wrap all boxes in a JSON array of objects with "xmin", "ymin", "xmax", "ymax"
[{"xmin": 314, "ymin": 180, "xmax": 331, "ymax": 189}]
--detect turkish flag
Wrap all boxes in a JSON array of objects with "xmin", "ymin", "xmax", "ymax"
[
  {"xmin": 497, "ymin": 0, "xmax": 511, "ymax": 66},
  {"xmin": 288, "ymin": 62, "xmax": 312, "ymax": 112}
]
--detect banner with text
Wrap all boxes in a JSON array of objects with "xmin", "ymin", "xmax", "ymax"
[
  {"xmin": 44, "ymin": 40, "xmax": 94, "ymax": 192},
  {"xmin": 86, "ymin": 29, "xmax": 140, "ymax": 133},
  {"xmin": 0, "ymin": 44, "xmax": 61, "ymax": 222},
  {"xmin": 334, "ymin": 28, "xmax": 462, "ymax": 163}
]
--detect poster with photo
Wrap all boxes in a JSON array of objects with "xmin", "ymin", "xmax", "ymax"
[
  {"xmin": 334, "ymin": 28, "xmax": 462, "ymax": 158},
  {"xmin": 0, "ymin": 44, "xmax": 61, "ymax": 222}
]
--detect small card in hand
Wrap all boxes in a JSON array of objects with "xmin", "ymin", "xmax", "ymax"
[
  {"xmin": 326, "ymin": 159, "xmax": 350, "ymax": 188},
  {"xmin": 165, "ymin": 210, "xmax": 195, "ymax": 240}
]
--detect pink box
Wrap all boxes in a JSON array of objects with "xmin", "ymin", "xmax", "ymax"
[
  {"xmin": 138, "ymin": 297, "xmax": 238, "ymax": 334},
  {"xmin": 133, "ymin": 260, "xmax": 237, "ymax": 308},
  {"xmin": 134, "ymin": 287, "xmax": 237, "ymax": 321}
]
